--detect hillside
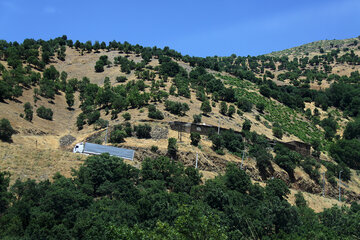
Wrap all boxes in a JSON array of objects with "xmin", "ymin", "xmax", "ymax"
[
  {"xmin": 267, "ymin": 37, "xmax": 360, "ymax": 57},
  {"xmin": 1, "ymin": 36, "xmax": 360, "ymax": 212}
]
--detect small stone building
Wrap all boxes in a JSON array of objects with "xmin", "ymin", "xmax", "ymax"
[{"xmin": 280, "ymin": 140, "xmax": 311, "ymax": 156}]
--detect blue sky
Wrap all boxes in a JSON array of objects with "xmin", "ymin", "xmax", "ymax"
[{"xmin": 1, "ymin": 0, "xmax": 359, "ymax": 57}]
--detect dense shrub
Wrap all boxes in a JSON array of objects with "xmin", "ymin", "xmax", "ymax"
[
  {"xmin": 200, "ymin": 100, "xmax": 212, "ymax": 115},
  {"xmin": 193, "ymin": 114, "xmax": 202, "ymax": 123},
  {"xmin": 110, "ymin": 129, "xmax": 127, "ymax": 143},
  {"xmin": 94, "ymin": 61, "xmax": 104, "ymax": 72},
  {"xmin": 23, "ymin": 102, "xmax": 33, "ymax": 122},
  {"xmin": 76, "ymin": 113, "xmax": 86, "ymax": 130},
  {"xmin": 227, "ymin": 105, "xmax": 236, "ymax": 117},
  {"xmin": 164, "ymin": 100, "xmax": 189, "ymax": 116},
  {"xmin": 220, "ymin": 101, "xmax": 228, "ymax": 115},
  {"xmin": 150, "ymin": 145, "xmax": 158, "ymax": 153},
  {"xmin": 135, "ymin": 124, "xmax": 151, "ymax": 138},
  {"xmin": 0, "ymin": 118, "xmax": 15, "ymax": 142},
  {"xmin": 256, "ymin": 102, "xmax": 265, "ymax": 113},
  {"xmin": 94, "ymin": 118, "xmax": 108, "ymax": 130},
  {"xmin": 330, "ymin": 139, "xmax": 360, "ymax": 169},
  {"xmin": 190, "ymin": 132, "xmax": 201, "ymax": 146},
  {"xmin": 242, "ymin": 119, "xmax": 251, "ymax": 131},
  {"xmin": 237, "ymin": 97, "xmax": 253, "ymax": 112},
  {"xmin": 86, "ymin": 110, "xmax": 100, "ymax": 125},
  {"xmin": 116, "ymin": 76, "xmax": 127, "ymax": 83},
  {"xmin": 36, "ymin": 106, "xmax": 53, "ymax": 120},
  {"xmin": 148, "ymin": 105, "xmax": 164, "ymax": 120},
  {"xmin": 122, "ymin": 112, "xmax": 131, "ymax": 121},
  {"xmin": 167, "ymin": 137, "xmax": 178, "ymax": 158},
  {"xmin": 273, "ymin": 126, "xmax": 283, "ymax": 139}
]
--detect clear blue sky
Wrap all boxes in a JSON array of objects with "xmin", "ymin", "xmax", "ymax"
[{"xmin": 1, "ymin": 0, "xmax": 359, "ymax": 57}]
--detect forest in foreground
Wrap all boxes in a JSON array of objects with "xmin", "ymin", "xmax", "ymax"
[{"xmin": 1, "ymin": 153, "xmax": 360, "ymax": 240}]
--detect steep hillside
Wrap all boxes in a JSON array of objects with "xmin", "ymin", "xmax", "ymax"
[
  {"xmin": 267, "ymin": 37, "xmax": 360, "ymax": 57},
  {"xmin": 1, "ymin": 36, "xmax": 360, "ymax": 213}
]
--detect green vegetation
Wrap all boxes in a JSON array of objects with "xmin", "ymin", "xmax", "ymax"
[
  {"xmin": 122, "ymin": 112, "xmax": 131, "ymax": 121},
  {"xmin": 200, "ymin": 100, "xmax": 212, "ymax": 115},
  {"xmin": 0, "ymin": 154, "xmax": 358, "ymax": 239},
  {"xmin": 150, "ymin": 145, "xmax": 158, "ymax": 153},
  {"xmin": 329, "ymin": 119, "xmax": 360, "ymax": 170},
  {"xmin": 2, "ymin": 36, "xmax": 360, "ymax": 238},
  {"xmin": 193, "ymin": 114, "xmax": 202, "ymax": 123},
  {"xmin": 148, "ymin": 104, "xmax": 164, "ymax": 120},
  {"xmin": 228, "ymin": 104, "xmax": 236, "ymax": 117},
  {"xmin": 23, "ymin": 102, "xmax": 33, "ymax": 122},
  {"xmin": 110, "ymin": 124, "xmax": 127, "ymax": 143},
  {"xmin": 222, "ymin": 75, "xmax": 325, "ymax": 145},
  {"xmin": 36, "ymin": 106, "xmax": 53, "ymax": 120},
  {"xmin": 209, "ymin": 129, "xmax": 244, "ymax": 155},
  {"xmin": 167, "ymin": 137, "xmax": 178, "ymax": 158},
  {"xmin": 134, "ymin": 124, "xmax": 151, "ymax": 139},
  {"xmin": 190, "ymin": 132, "xmax": 201, "ymax": 146},
  {"xmin": 0, "ymin": 118, "xmax": 15, "ymax": 142},
  {"xmin": 220, "ymin": 101, "xmax": 228, "ymax": 115},
  {"xmin": 164, "ymin": 100, "xmax": 189, "ymax": 116},
  {"xmin": 272, "ymin": 123, "xmax": 283, "ymax": 139},
  {"xmin": 242, "ymin": 119, "xmax": 251, "ymax": 131}
]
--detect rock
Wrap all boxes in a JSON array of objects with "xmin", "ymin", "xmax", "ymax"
[
  {"xmin": 150, "ymin": 126, "xmax": 168, "ymax": 140},
  {"xmin": 59, "ymin": 135, "xmax": 76, "ymax": 147}
]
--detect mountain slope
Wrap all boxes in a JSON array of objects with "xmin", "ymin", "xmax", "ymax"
[{"xmin": 1, "ymin": 36, "xmax": 360, "ymax": 211}]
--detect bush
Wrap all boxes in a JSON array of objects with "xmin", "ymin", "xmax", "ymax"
[
  {"xmin": 220, "ymin": 102, "xmax": 228, "ymax": 115},
  {"xmin": 167, "ymin": 137, "xmax": 178, "ymax": 158},
  {"xmin": 23, "ymin": 102, "xmax": 33, "ymax": 122},
  {"xmin": 301, "ymin": 158, "xmax": 320, "ymax": 183},
  {"xmin": 151, "ymin": 145, "xmax": 158, "ymax": 153},
  {"xmin": 215, "ymin": 149, "xmax": 225, "ymax": 155},
  {"xmin": 76, "ymin": 113, "xmax": 86, "ymax": 130},
  {"xmin": 273, "ymin": 126, "xmax": 283, "ymax": 139},
  {"xmin": 86, "ymin": 110, "xmax": 100, "ymax": 125},
  {"xmin": 164, "ymin": 100, "xmax": 189, "ymax": 116},
  {"xmin": 256, "ymin": 102, "xmax": 265, "ymax": 113},
  {"xmin": 110, "ymin": 129, "xmax": 127, "ymax": 143},
  {"xmin": 148, "ymin": 105, "xmax": 164, "ymax": 120},
  {"xmin": 193, "ymin": 114, "xmax": 202, "ymax": 123},
  {"xmin": 95, "ymin": 61, "xmax": 104, "ymax": 72},
  {"xmin": 135, "ymin": 124, "xmax": 151, "ymax": 138},
  {"xmin": 228, "ymin": 105, "xmax": 236, "ymax": 117},
  {"xmin": 0, "ymin": 118, "xmax": 15, "ymax": 142},
  {"xmin": 94, "ymin": 118, "xmax": 108, "ymax": 130},
  {"xmin": 200, "ymin": 100, "xmax": 212, "ymax": 115},
  {"xmin": 116, "ymin": 76, "xmax": 127, "ymax": 83},
  {"xmin": 295, "ymin": 192, "xmax": 307, "ymax": 207},
  {"xmin": 221, "ymin": 129, "xmax": 243, "ymax": 153},
  {"xmin": 322, "ymin": 161, "xmax": 351, "ymax": 182},
  {"xmin": 242, "ymin": 119, "xmax": 251, "ymax": 131},
  {"xmin": 122, "ymin": 112, "xmax": 131, "ymax": 121},
  {"xmin": 36, "ymin": 106, "xmax": 53, "ymax": 120},
  {"xmin": 124, "ymin": 123, "xmax": 132, "ymax": 137},
  {"xmin": 190, "ymin": 132, "xmax": 201, "ymax": 146},
  {"xmin": 225, "ymin": 163, "xmax": 251, "ymax": 193},
  {"xmin": 330, "ymin": 139, "xmax": 360, "ymax": 170},
  {"xmin": 237, "ymin": 98, "xmax": 253, "ymax": 112},
  {"xmin": 210, "ymin": 134, "xmax": 224, "ymax": 152}
]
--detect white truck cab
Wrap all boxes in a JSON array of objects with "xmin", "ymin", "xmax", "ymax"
[{"xmin": 73, "ymin": 142, "xmax": 84, "ymax": 153}]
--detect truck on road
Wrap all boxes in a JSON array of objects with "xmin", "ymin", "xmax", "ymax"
[{"xmin": 73, "ymin": 142, "xmax": 135, "ymax": 161}]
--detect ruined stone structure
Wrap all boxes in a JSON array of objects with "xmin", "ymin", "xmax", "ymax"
[
  {"xmin": 169, "ymin": 121, "xmax": 237, "ymax": 136},
  {"xmin": 280, "ymin": 140, "xmax": 311, "ymax": 156},
  {"xmin": 168, "ymin": 121, "xmax": 311, "ymax": 157}
]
